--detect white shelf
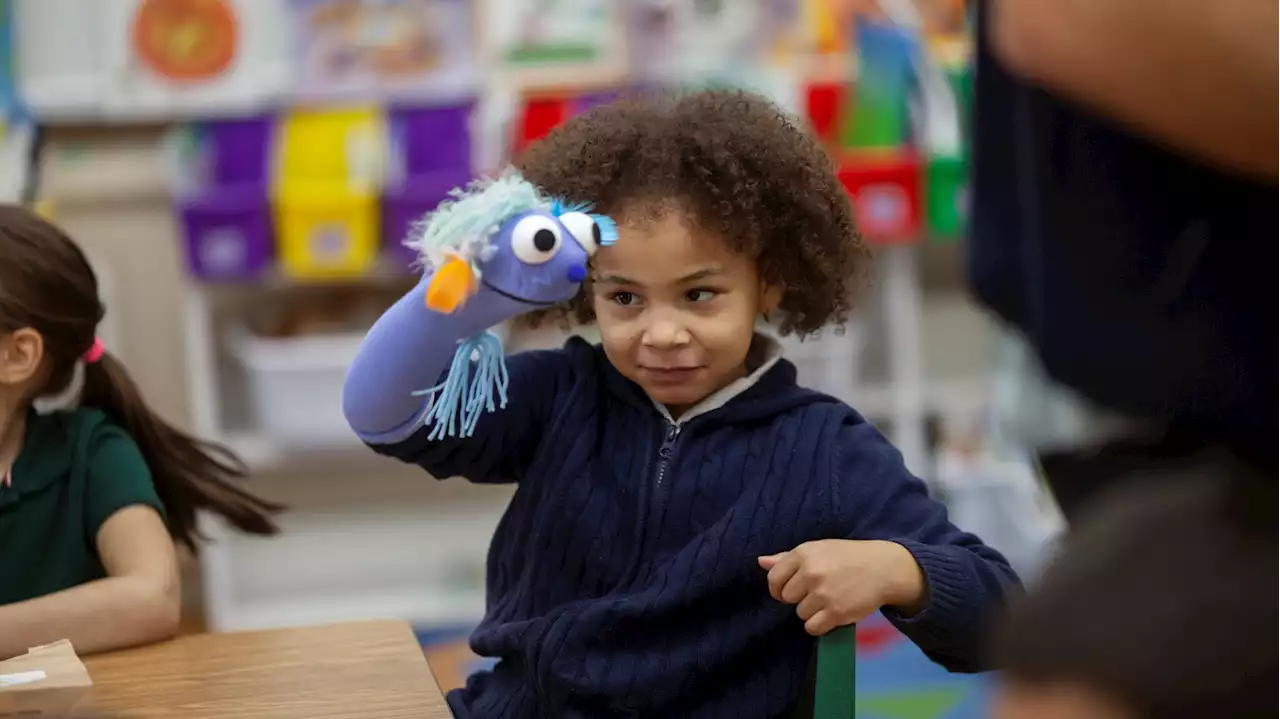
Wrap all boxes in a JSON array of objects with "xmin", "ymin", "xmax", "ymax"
[
  {"xmin": 229, "ymin": 587, "xmax": 486, "ymax": 632},
  {"xmin": 853, "ymin": 377, "xmax": 991, "ymax": 421},
  {"xmin": 224, "ymin": 431, "xmax": 373, "ymax": 473},
  {"xmin": 202, "ymin": 485, "xmax": 509, "ymax": 633}
]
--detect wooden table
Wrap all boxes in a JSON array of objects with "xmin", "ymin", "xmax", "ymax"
[{"xmin": 81, "ymin": 620, "xmax": 453, "ymax": 719}]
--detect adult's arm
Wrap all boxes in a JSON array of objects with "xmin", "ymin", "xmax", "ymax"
[{"xmin": 989, "ymin": 0, "xmax": 1278, "ymax": 180}]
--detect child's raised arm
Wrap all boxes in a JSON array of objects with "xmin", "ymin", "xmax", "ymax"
[
  {"xmin": 342, "ymin": 174, "xmax": 606, "ymax": 482},
  {"xmin": 342, "ymin": 276, "xmax": 579, "ymax": 482},
  {"xmin": 342, "ymin": 276, "xmax": 527, "ymax": 444}
]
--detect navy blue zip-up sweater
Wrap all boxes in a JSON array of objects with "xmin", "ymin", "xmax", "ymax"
[{"xmin": 347, "ymin": 300, "xmax": 1017, "ymax": 717}]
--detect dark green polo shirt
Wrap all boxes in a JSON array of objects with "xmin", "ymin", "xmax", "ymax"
[{"xmin": 0, "ymin": 408, "xmax": 165, "ymax": 605}]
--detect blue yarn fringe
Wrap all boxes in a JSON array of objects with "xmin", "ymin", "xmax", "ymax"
[{"xmin": 412, "ymin": 331, "xmax": 510, "ymax": 440}]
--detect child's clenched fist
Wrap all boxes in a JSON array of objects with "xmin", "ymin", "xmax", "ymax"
[{"xmin": 758, "ymin": 539, "xmax": 928, "ymax": 636}]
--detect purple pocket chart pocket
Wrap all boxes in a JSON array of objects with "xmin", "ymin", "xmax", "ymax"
[
  {"xmin": 178, "ymin": 185, "xmax": 274, "ymax": 280},
  {"xmin": 383, "ymin": 169, "xmax": 474, "ymax": 271},
  {"xmin": 570, "ymin": 90, "xmax": 621, "ymax": 116},
  {"xmin": 207, "ymin": 117, "xmax": 274, "ymax": 185},
  {"xmin": 388, "ymin": 102, "xmax": 475, "ymax": 178},
  {"xmin": 175, "ymin": 116, "xmax": 275, "ymax": 281},
  {"xmin": 383, "ymin": 103, "xmax": 476, "ymax": 271}
]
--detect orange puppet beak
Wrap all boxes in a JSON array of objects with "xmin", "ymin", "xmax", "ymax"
[{"xmin": 425, "ymin": 256, "xmax": 478, "ymax": 313}]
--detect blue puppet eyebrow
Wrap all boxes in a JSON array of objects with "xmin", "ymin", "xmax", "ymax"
[
  {"xmin": 551, "ymin": 198, "xmax": 595, "ymax": 216},
  {"xmin": 549, "ymin": 198, "xmax": 618, "ymax": 246},
  {"xmin": 591, "ymin": 214, "xmax": 619, "ymax": 246}
]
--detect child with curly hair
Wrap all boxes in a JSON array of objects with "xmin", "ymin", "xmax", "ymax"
[{"xmin": 343, "ymin": 90, "xmax": 1018, "ymax": 718}]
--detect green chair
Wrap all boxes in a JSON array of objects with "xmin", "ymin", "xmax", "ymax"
[{"xmin": 790, "ymin": 625, "xmax": 857, "ymax": 719}]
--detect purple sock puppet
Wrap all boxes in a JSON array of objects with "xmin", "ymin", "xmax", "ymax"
[{"xmin": 342, "ymin": 171, "xmax": 618, "ymax": 445}]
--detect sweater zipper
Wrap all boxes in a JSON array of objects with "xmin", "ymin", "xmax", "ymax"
[
  {"xmin": 650, "ymin": 422, "xmax": 680, "ymax": 530},
  {"xmin": 629, "ymin": 421, "xmax": 680, "ymax": 578},
  {"xmin": 655, "ymin": 422, "xmax": 680, "ymax": 486}
]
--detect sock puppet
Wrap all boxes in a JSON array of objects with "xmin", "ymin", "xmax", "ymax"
[{"xmin": 342, "ymin": 171, "xmax": 617, "ymax": 444}]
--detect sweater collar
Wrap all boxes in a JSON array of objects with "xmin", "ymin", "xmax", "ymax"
[{"xmin": 650, "ymin": 334, "xmax": 783, "ymax": 425}]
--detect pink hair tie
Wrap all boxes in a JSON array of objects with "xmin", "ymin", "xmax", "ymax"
[{"xmin": 83, "ymin": 336, "xmax": 105, "ymax": 364}]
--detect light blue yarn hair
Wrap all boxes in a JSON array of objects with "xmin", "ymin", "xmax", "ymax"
[
  {"xmin": 412, "ymin": 331, "xmax": 510, "ymax": 441},
  {"xmin": 404, "ymin": 170, "xmax": 553, "ymax": 277}
]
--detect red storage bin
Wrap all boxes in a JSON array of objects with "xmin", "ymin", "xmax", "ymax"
[{"xmin": 837, "ymin": 150, "xmax": 923, "ymax": 245}]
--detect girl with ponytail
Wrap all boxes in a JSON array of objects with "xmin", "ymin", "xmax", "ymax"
[{"xmin": 0, "ymin": 205, "xmax": 280, "ymax": 658}]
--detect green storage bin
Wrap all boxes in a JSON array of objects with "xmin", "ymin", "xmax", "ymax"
[
  {"xmin": 924, "ymin": 153, "xmax": 968, "ymax": 241},
  {"xmin": 947, "ymin": 63, "xmax": 973, "ymax": 135}
]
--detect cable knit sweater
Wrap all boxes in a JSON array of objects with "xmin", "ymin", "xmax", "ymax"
[{"xmin": 343, "ymin": 294, "xmax": 1018, "ymax": 719}]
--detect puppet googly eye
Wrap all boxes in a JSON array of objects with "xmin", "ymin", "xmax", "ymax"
[
  {"xmin": 558, "ymin": 212, "xmax": 601, "ymax": 256},
  {"xmin": 510, "ymin": 215, "xmax": 562, "ymax": 265}
]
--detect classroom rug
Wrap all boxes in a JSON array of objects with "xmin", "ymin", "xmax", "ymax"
[{"xmin": 419, "ymin": 613, "xmax": 991, "ymax": 719}]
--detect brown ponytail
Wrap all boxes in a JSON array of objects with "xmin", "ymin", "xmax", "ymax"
[
  {"xmin": 0, "ymin": 204, "xmax": 281, "ymax": 551},
  {"xmin": 80, "ymin": 351, "xmax": 282, "ymax": 550}
]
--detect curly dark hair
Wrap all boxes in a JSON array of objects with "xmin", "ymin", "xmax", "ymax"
[{"xmin": 516, "ymin": 89, "xmax": 869, "ymax": 336}]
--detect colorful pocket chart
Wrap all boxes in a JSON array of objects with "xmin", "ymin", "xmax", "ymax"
[{"xmin": 172, "ymin": 102, "xmax": 478, "ymax": 281}]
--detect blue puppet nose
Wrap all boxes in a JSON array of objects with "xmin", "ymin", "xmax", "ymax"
[{"xmin": 567, "ymin": 264, "xmax": 587, "ymax": 283}]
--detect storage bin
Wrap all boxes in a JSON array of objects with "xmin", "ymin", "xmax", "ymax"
[
  {"xmin": 389, "ymin": 103, "xmax": 474, "ymax": 176},
  {"xmin": 274, "ymin": 182, "xmax": 380, "ymax": 280},
  {"xmin": 230, "ymin": 326, "xmax": 365, "ymax": 446},
  {"xmin": 383, "ymin": 170, "xmax": 471, "ymax": 270},
  {"xmin": 569, "ymin": 90, "xmax": 620, "ymax": 116},
  {"xmin": 805, "ymin": 81, "xmax": 847, "ymax": 145},
  {"xmin": 179, "ymin": 185, "xmax": 275, "ymax": 279},
  {"xmin": 382, "ymin": 103, "xmax": 475, "ymax": 268},
  {"xmin": 923, "ymin": 152, "xmax": 967, "ymax": 240},
  {"xmin": 276, "ymin": 105, "xmax": 387, "ymax": 186},
  {"xmin": 514, "ymin": 96, "xmax": 568, "ymax": 153},
  {"xmin": 173, "ymin": 117, "xmax": 275, "ymax": 280},
  {"xmin": 273, "ymin": 105, "xmax": 387, "ymax": 279},
  {"xmin": 837, "ymin": 150, "xmax": 922, "ymax": 244},
  {"xmin": 947, "ymin": 63, "xmax": 972, "ymax": 133}
]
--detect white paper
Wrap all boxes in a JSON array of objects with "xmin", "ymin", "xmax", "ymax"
[{"xmin": 0, "ymin": 670, "xmax": 47, "ymax": 687}]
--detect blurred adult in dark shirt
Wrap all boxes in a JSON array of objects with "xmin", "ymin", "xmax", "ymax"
[{"xmin": 968, "ymin": 0, "xmax": 1277, "ymax": 520}]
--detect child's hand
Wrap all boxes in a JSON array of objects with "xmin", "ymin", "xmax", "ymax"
[{"xmin": 758, "ymin": 539, "xmax": 927, "ymax": 636}]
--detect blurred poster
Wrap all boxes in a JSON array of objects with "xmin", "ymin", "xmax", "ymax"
[
  {"xmin": 799, "ymin": 0, "xmax": 969, "ymax": 73},
  {"xmin": 107, "ymin": 0, "xmax": 288, "ymax": 118},
  {"xmin": 914, "ymin": 0, "xmax": 969, "ymax": 65},
  {"xmin": 797, "ymin": 0, "xmax": 859, "ymax": 80},
  {"xmin": 628, "ymin": 0, "xmax": 801, "ymax": 85},
  {"xmin": 483, "ymin": 0, "xmax": 627, "ymax": 90},
  {"xmin": 129, "ymin": 0, "xmax": 240, "ymax": 84},
  {"xmin": 290, "ymin": 0, "xmax": 479, "ymax": 103},
  {"xmin": 0, "ymin": 0, "xmax": 21, "ymax": 120}
]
